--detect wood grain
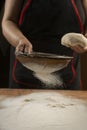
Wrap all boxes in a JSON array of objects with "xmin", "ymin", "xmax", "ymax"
[{"xmin": 0, "ymin": 89, "xmax": 87, "ymax": 101}]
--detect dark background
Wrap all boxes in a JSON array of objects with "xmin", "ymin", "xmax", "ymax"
[{"xmin": 0, "ymin": 0, "xmax": 10, "ymax": 88}]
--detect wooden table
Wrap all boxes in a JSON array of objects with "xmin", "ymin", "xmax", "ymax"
[
  {"xmin": 0, "ymin": 88, "xmax": 87, "ymax": 100},
  {"xmin": 0, "ymin": 89, "xmax": 87, "ymax": 130}
]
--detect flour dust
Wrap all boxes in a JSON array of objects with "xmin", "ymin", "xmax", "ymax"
[{"xmin": 0, "ymin": 92, "xmax": 87, "ymax": 130}]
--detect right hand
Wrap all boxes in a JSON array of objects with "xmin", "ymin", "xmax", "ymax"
[{"xmin": 15, "ymin": 38, "xmax": 33, "ymax": 54}]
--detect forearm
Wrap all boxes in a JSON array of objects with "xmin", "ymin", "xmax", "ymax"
[
  {"xmin": 1, "ymin": 0, "xmax": 29, "ymax": 47},
  {"xmin": 2, "ymin": 0, "xmax": 32, "ymax": 53},
  {"xmin": 2, "ymin": 20, "xmax": 28, "ymax": 47}
]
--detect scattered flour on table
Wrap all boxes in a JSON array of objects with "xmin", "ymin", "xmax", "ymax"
[{"xmin": 0, "ymin": 92, "xmax": 87, "ymax": 130}]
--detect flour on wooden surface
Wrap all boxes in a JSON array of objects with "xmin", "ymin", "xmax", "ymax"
[{"xmin": 0, "ymin": 92, "xmax": 87, "ymax": 130}]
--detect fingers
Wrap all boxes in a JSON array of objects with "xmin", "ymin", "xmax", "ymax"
[
  {"xmin": 15, "ymin": 39, "xmax": 32, "ymax": 54},
  {"xmin": 65, "ymin": 33, "xmax": 87, "ymax": 53},
  {"xmin": 16, "ymin": 44, "xmax": 25, "ymax": 52},
  {"xmin": 25, "ymin": 44, "xmax": 32, "ymax": 54},
  {"xmin": 70, "ymin": 45, "xmax": 87, "ymax": 53}
]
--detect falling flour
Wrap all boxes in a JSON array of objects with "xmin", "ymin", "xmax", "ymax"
[
  {"xmin": 0, "ymin": 92, "xmax": 87, "ymax": 130},
  {"xmin": 23, "ymin": 62, "xmax": 65, "ymax": 88},
  {"xmin": 34, "ymin": 72, "xmax": 62, "ymax": 88},
  {"xmin": 16, "ymin": 52, "xmax": 71, "ymax": 87}
]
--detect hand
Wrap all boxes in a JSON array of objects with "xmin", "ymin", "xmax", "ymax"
[
  {"xmin": 70, "ymin": 45, "xmax": 87, "ymax": 53},
  {"xmin": 15, "ymin": 38, "xmax": 33, "ymax": 54},
  {"xmin": 70, "ymin": 33, "xmax": 87, "ymax": 54}
]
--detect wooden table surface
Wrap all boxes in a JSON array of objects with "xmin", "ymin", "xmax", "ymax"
[
  {"xmin": 0, "ymin": 89, "xmax": 87, "ymax": 130},
  {"xmin": 0, "ymin": 88, "xmax": 87, "ymax": 101}
]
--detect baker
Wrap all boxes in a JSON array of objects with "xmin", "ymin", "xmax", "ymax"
[{"xmin": 2, "ymin": 0, "xmax": 87, "ymax": 89}]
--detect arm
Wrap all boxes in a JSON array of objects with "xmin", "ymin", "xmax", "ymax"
[{"xmin": 2, "ymin": 0, "xmax": 32, "ymax": 53}]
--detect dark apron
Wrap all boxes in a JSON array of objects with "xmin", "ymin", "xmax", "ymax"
[{"xmin": 9, "ymin": 0, "xmax": 85, "ymax": 89}]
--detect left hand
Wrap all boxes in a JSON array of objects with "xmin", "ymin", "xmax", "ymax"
[
  {"xmin": 70, "ymin": 33, "xmax": 87, "ymax": 53},
  {"xmin": 70, "ymin": 45, "xmax": 87, "ymax": 53}
]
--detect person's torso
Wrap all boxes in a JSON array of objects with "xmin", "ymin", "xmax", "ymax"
[
  {"xmin": 19, "ymin": 0, "xmax": 85, "ymax": 55},
  {"xmin": 10, "ymin": 0, "xmax": 85, "ymax": 88}
]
